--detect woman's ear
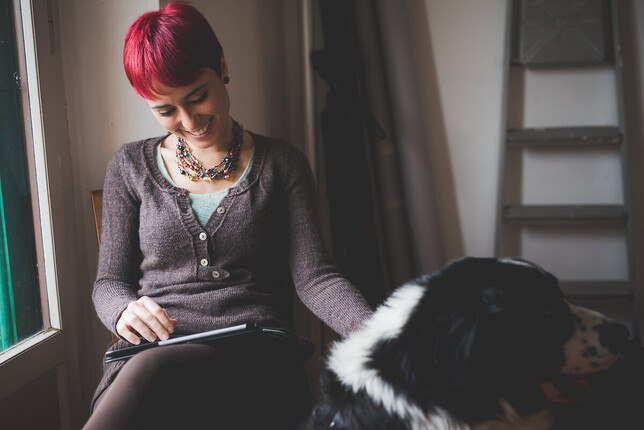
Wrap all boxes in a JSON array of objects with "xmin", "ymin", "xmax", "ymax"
[{"xmin": 220, "ymin": 52, "xmax": 229, "ymax": 82}]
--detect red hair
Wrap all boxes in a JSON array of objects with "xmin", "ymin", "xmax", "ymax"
[{"xmin": 123, "ymin": 1, "xmax": 223, "ymax": 99}]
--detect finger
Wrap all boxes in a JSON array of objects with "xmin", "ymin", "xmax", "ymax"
[
  {"xmin": 161, "ymin": 308, "xmax": 177, "ymax": 331},
  {"xmin": 116, "ymin": 320, "xmax": 143, "ymax": 345},
  {"xmin": 123, "ymin": 302, "xmax": 160, "ymax": 342},
  {"xmin": 138, "ymin": 297, "xmax": 174, "ymax": 336},
  {"xmin": 127, "ymin": 314, "xmax": 160, "ymax": 343},
  {"xmin": 134, "ymin": 298, "xmax": 172, "ymax": 340}
]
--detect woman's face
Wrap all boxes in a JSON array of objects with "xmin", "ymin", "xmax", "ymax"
[{"xmin": 146, "ymin": 64, "xmax": 231, "ymax": 150}]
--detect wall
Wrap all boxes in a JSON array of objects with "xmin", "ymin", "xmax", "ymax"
[
  {"xmin": 58, "ymin": 0, "xmax": 164, "ymax": 406},
  {"xmin": 419, "ymin": 0, "xmax": 507, "ymax": 260},
  {"xmin": 194, "ymin": 0, "xmax": 305, "ymax": 146}
]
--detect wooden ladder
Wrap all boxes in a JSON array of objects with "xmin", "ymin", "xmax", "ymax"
[{"xmin": 494, "ymin": 0, "xmax": 640, "ymax": 336}]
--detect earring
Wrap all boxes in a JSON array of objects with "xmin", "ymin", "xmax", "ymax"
[{"xmin": 223, "ymin": 76, "xmax": 230, "ymax": 84}]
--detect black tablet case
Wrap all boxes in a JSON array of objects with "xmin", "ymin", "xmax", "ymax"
[{"xmin": 104, "ymin": 323, "xmax": 313, "ymax": 363}]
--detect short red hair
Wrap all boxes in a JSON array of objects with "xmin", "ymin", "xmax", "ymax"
[{"xmin": 123, "ymin": 1, "xmax": 223, "ymax": 99}]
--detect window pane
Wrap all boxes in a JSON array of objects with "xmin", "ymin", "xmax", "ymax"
[{"xmin": 0, "ymin": 0, "xmax": 43, "ymax": 352}]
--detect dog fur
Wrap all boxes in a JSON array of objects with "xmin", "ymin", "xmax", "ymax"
[{"xmin": 305, "ymin": 257, "xmax": 636, "ymax": 430}]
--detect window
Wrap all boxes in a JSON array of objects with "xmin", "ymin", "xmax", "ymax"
[
  {"xmin": 0, "ymin": 2, "xmax": 78, "ymax": 426},
  {"xmin": 0, "ymin": 0, "xmax": 56, "ymax": 355}
]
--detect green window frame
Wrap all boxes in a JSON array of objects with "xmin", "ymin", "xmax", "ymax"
[{"xmin": 0, "ymin": 0, "xmax": 43, "ymax": 352}]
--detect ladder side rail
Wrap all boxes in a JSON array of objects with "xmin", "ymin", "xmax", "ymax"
[
  {"xmin": 611, "ymin": 0, "xmax": 641, "ymax": 339},
  {"xmin": 494, "ymin": 0, "xmax": 517, "ymax": 257}
]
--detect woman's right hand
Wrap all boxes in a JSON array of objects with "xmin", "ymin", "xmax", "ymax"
[{"xmin": 116, "ymin": 296, "xmax": 177, "ymax": 344}]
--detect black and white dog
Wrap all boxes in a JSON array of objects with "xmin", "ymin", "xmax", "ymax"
[{"xmin": 306, "ymin": 257, "xmax": 641, "ymax": 429}]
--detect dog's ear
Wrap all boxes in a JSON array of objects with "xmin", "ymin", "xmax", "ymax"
[
  {"xmin": 430, "ymin": 310, "xmax": 479, "ymax": 391},
  {"xmin": 423, "ymin": 292, "xmax": 510, "ymax": 420},
  {"xmin": 429, "ymin": 287, "xmax": 504, "ymax": 393}
]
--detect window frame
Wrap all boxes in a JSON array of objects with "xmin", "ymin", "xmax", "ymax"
[{"xmin": 0, "ymin": 0, "xmax": 62, "ymax": 365}]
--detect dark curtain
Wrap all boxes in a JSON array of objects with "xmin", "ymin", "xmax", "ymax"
[{"xmin": 312, "ymin": 0, "xmax": 416, "ymax": 305}]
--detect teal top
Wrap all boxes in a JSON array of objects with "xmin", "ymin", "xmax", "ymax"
[{"xmin": 156, "ymin": 143, "xmax": 255, "ymax": 226}]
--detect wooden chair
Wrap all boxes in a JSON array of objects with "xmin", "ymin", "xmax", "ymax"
[
  {"xmin": 91, "ymin": 189, "xmax": 119, "ymax": 343},
  {"xmin": 90, "ymin": 190, "xmax": 103, "ymax": 245}
]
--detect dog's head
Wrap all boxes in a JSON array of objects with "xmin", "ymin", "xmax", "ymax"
[{"xmin": 312, "ymin": 257, "xmax": 631, "ymax": 429}]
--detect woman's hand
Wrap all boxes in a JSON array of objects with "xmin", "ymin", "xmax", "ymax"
[{"xmin": 116, "ymin": 296, "xmax": 177, "ymax": 344}]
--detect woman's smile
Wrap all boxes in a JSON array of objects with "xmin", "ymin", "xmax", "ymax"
[{"xmin": 182, "ymin": 117, "xmax": 213, "ymax": 138}]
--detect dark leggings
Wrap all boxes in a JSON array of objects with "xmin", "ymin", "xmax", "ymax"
[{"xmin": 83, "ymin": 341, "xmax": 311, "ymax": 430}]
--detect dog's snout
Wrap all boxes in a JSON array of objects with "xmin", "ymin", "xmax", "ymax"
[{"xmin": 597, "ymin": 321, "xmax": 630, "ymax": 353}]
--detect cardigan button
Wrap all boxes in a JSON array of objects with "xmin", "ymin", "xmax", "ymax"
[
  {"xmin": 216, "ymin": 206, "xmax": 226, "ymax": 214},
  {"xmin": 199, "ymin": 232, "xmax": 207, "ymax": 241},
  {"xmin": 212, "ymin": 271, "xmax": 221, "ymax": 279},
  {"xmin": 200, "ymin": 258, "xmax": 209, "ymax": 266}
]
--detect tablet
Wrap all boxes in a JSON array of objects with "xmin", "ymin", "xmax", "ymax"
[{"xmin": 104, "ymin": 322, "xmax": 261, "ymax": 363}]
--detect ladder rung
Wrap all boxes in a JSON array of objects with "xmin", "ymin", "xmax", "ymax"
[
  {"xmin": 560, "ymin": 281, "xmax": 632, "ymax": 299},
  {"xmin": 506, "ymin": 126, "xmax": 622, "ymax": 147},
  {"xmin": 503, "ymin": 205, "xmax": 627, "ymax": 224}
]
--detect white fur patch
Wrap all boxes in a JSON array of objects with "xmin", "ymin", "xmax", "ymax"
[
  {"xmin": 327, "ymin": 283, "xmax": 469, "ymax": 429},
  {"xmin": 326, "ymin": 279, "xmax": 558, "ymax": 429}
]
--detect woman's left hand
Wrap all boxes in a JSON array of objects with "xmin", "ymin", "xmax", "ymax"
[{"xmin": 116, "ymin": 296, "xmax": 177, "ymax": 344}]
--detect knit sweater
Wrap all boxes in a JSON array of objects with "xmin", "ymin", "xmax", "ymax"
[{"xmin": 93, "ymin": 132, "xmax": 373, "ymax": 340}]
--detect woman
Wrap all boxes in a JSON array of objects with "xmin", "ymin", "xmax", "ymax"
[{"xmin": 83, "ymin": 2, "xmax": 373, "ymax": 429}]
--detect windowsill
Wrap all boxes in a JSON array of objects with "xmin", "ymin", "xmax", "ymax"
[{"xmin": 0, "ymin": 328, "xmax": 61, "ymax": 365}]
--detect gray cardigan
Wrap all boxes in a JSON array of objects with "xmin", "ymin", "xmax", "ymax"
[
  {"xmin": 91, "ymin": 133, "xmax": 374, "ymax": 407},
  {"xmin": 93, "ymin": 132, "xmax": 373, "ymax": 339}
]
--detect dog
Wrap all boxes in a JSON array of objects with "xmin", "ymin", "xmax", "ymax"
[{"xmin": 305, "ymin": 257, "xmax": 641, "ymax": 429}]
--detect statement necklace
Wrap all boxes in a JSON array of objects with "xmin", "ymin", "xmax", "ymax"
[{"xmin": 175, "ymin": 119, "xmax": 244, "ymax": 182}]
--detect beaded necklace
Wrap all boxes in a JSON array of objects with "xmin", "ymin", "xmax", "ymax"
[{"xmin": 175, "ymin": 119, "xmax": 244, "ymax": 182}]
